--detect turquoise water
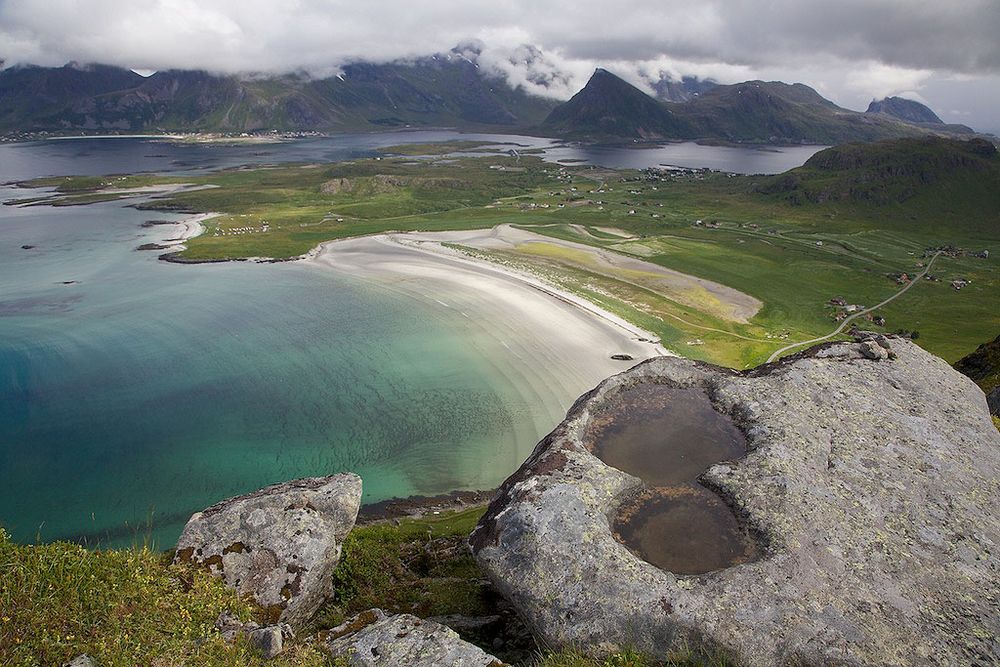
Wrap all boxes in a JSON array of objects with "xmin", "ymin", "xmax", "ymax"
[
  {"xmin": 0, "ymin": 190, "xmax": 543, "ymax": 547},
  {"xmin": 0, "ymin": 135, "xmax": 818, "ymax": 548}
]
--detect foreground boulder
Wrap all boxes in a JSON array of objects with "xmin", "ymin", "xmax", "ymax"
[
  {"xmin": 175, "ymin": 474, "xmax": 362, "ymax": 627},
  {"xmin": 472, "ymin": 338, "xmax": 1000, "ymax": 666},
  {"xmin": 326, "ymin": 609, "xmax": 505, "ymax": 666}
]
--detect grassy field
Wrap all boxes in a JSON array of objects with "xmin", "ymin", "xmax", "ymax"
[
  {"xmin": 0, "ymin": 528, "xmax": 337, "ymax": 667},
  {"xmin": 2, "ymin": 508, "xmax": 711, "ymax": 666},
  {"xmin": 14, "ymin": 142, "xmax": 999, "ymax": 367}
]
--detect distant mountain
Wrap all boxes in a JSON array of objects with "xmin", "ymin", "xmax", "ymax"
[
  {"xmin": 0, "ymin": 56, "xmax": 557, "ymax": 134},
  {"xmin": 540, "ymin": 69, "xmax": 692, "ymax": 140},
  {"xmin": 866, "ymin": 97, "xmax": 943, "ymax": 124},
  {"xmin": 539, "ymin": 69, "xmax": 981, "ymax": 144},
  {"xmin": 678, "ymin": 80, "xmax": 917, "ymax": 144},
  {"xmin": 757, "ymin": 136, "xmax": 999, "ymax": 207},
  {"xmin": 648, "ymin": 75, "xmax": 717, "ymax": 102},
  {"xmin": 1, "ymin": 61, "xmax": 986, "ymax": 145}
]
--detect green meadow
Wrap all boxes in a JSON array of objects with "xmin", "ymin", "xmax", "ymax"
[{"xmin": 17, "ymin": 140, "xmax": 1000, "ymax": 367}]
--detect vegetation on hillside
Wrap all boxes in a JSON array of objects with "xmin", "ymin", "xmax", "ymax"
[
  {"xmin": 0, "ymin": 59, "xmax": 557, "ymax": 135},
  {"xmin": 539, "ymin": 69, "xmax": 974, "ymax": 144},
  {"xmin": 954, "ymin": 333, "xmax": 1000, "ymax": 395},
  {"xmin": 2, "ymin": 508, "xmax": 713, "ymax": 666},
  {"xmin": 758, "ymin": 137, "xmax": 1000, "ymax": 212},
  {"xmin": 0, "ymin": 529, "xmax": 336, "ymax": 667},
  {"xmin": 12, "ymin": 137, "xmax": 999, "ymax": 367}
]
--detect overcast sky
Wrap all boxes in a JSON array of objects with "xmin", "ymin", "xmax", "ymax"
[{"xmin": 2, "ymin": 0, "xmax": 998, "ymax": 133}]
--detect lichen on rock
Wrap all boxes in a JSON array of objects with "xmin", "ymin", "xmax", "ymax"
[
  {"xmin": 326, "ymin": 609, "xmax": 506, "ymax": 666},
  {"xmin": 472, "ymin": 338, "xmax": 1000, "ymax": 666},
  {"xmin": 174, "ymin": 474, "xmax": 362, "ymax": 628}
]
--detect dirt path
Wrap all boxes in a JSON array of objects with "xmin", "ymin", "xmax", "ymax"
[{"xmin": 766, "ymin": 251, "xmax": 941, "ymax": 363}]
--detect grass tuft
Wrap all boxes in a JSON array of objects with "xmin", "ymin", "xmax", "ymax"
[{"xmin": 0, "ymin": 528, "xmax": 333, "ymax": 667}]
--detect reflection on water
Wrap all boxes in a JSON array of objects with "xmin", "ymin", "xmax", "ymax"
[
  {"xmin": 0, "ymin": 133, "xmax": 823, "ymax": 183},
  {"xmin": 585, "ymin": 383, "xmax": 760, "ymax": 575}
]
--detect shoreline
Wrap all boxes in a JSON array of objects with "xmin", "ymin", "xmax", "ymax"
[
  {"xmin": 356, "ymin": 489, "xmax": 494, "ymax": 525},
  {"xmin": 152, "ymin": 212, "xmax": 218, "ymax": 253},
  {"xmin": 161, "ymin": 222, "xmax": 673, "ymax": 357},
  {"xmin": 305, "ymin": 230, "xmax": 672, "ymax": 357}
]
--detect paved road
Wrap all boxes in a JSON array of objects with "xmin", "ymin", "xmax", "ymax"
[{"xmin": 766, "ymin": 251, "xmax": 942, "ymax": 363}]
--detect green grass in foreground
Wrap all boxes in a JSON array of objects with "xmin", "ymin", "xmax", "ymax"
[
  {"xmin": 317, "ymin": 506, "xmax": 491, "ymax": 629},
  {"xmin": 0, "ymin": 528, "xmax": 335, "ymax": 667},
  {"xmin": 3, "ymin": 506, "xmax": 730, "ymax": 666}
]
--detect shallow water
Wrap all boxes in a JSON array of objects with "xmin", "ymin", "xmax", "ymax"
[
  {"xmin": 614, "ymin": 486, "xmax": 758, "ymax": 575},
  {"xmin": 0, "ymin": 134, "xmax": 814, "ymax": 549},
  {"xmin": 0, "ymin": 186, "xmax": 567, "ymax": 547},
  {"xmin": 585, "ymin": 384, "xmax": 759, "ymax": 574},
  {"xmin": 588, "ymin": 384, "xmax": 746, "ymax": 486}
]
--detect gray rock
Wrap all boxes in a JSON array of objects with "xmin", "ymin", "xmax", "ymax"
[
  {"xmin": 859, "ymin": 338, "xmax": 889, "ymax": 360},
  {"xmin": 63, "ymin": 656, "xmax": 96, "ymax": 667},
  {"xmin": 326, "ymin": 609, "xmax": 506, "ymax": 666},
  {"xmin": 175, "ymin": 474, "xmax": 362, "ymax": 627},
  {"xmin": 472, "ymin": 339, "xmax": 1000, "ymax": 666},
  {"xmin": 214, "ymin": 609, "xmax": 292, "ymax": 658},
  {"xmin": 215, "ymin": 609, "xmax": 250, "ymax": 642},
  {"xmin": 249, "ymin": 625, "xmax": 289, "ymax": 659}
]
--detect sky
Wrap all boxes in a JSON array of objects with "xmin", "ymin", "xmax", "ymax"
[{"xmin": 1, "ymin": 0, "xmax": 998, "ymax": 134}]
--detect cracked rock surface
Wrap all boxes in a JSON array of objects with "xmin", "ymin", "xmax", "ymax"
[
  {"xmin": 174, "ymin": 474, "xmax": 362, "ymax": 627},
  {"xmin": 472, "ymin": 339, "xmax": 1000, "ymax": 666}
]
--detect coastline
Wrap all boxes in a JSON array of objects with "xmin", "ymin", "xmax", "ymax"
[
  {"xmin": 303, "ymin": 230, "xmax": 672, "ymax": 497},
  {"xmin": 305, "ymin": 230, "xmax": 672, "ymax": 357},
  {"xmin": 160, "ymin": 212, "xmax": 217, "ymax": 250},
  {"xmin": 357, "ymin": 489, "xmax": 494, "ymax": 525}
]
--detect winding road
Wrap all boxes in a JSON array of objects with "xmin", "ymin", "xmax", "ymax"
[{"xmin": 766, "ymin": 251, "xmax": 942, "ymax": 363}]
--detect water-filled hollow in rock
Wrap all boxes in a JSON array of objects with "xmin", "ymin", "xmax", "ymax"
[{"xmin": 584, "ymin": 383, "xmax": 760, "ymax": 574}]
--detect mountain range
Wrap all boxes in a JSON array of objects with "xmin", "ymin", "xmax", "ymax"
[
  {"xmin": 0, "ymin": 59, "xmax": 980, "ymax": 145},
  {"xmin": 541, "ymin": 69, "xmax": 976, "ymax": 144},
  {"xmin": 0, "ymin": 57, "xmax": 556, "ymax": 136}
]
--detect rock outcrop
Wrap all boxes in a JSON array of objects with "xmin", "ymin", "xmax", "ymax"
[
  {"xmin": 472, "ymin": 338, "xmax": 1000, "ymax": 666},
  {"xmin": 214, "ymin": 610, "xmax": 294, "ymax": 659},
  {"xmin": 63, "ymin": 656, "xmax": 96, "ymax": 667},
  {"xmin": 174, "ymin": 474, "xmax": 362, "ymax": 627},
  {"xmin": 326, "ymin": 609, "xmax": 505, "ymax": 666}
]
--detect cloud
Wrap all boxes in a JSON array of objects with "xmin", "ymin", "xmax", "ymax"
[
  {"xmin": 0, "ymin": 0, "xmax": 998, "ymax": 131},
  {"xmin": 1, "ymin": 0, "xmax": 997, "ymax": 76}
]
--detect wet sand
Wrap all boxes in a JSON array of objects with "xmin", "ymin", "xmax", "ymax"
[{"xmin": 307, "ymin": 232, "xmax": 671, "ymax": 401}]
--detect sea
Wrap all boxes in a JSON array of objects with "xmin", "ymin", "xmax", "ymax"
[{"xmin": 0, "ymin": 132, "xmax": 823, "ymax": 547}]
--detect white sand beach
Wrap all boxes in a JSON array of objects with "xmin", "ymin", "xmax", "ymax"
[{"xmin": 306, "ymin": 229, "xmax": 672, "ymax": 426}]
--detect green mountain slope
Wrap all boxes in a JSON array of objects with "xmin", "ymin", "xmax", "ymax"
[
  {"xmin": 0, "ymin": 57, "xmax": 557, "ymax": 134},
  {"xmin": 755, "ymin": 137, "xmax": 1000, "ymax": 236},
  {"xmin": 954, "ymin": 334, "xmax": 1000, "ymax": 392},
  {"xmin": 540, "ymin": 69, "xmax": 692, "ymax": 140},
  {"xmin": 540, "ymin": 70, "xmax": 979, "ymax": 144},
  {"xmin": 954, "ymin": 334, "xmax": 1000, "ymax": 415},
  {"xmin": 678, "ymin": 81, "xmax": 915, "ymax": 144},
  {"xmin": 867, "ymin": 96, "xmax": 943, "ymax": 124}
]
